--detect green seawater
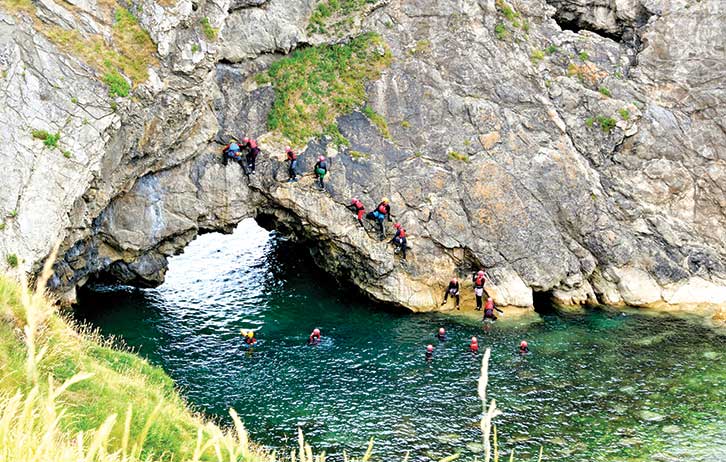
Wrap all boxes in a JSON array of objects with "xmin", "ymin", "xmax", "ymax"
[{"xmin": 75, "ymin": 220, "xmax": 726, "ymax": 462}]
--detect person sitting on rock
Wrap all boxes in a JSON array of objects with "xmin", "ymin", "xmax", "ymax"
[
  {"xmin": 472, "ymin": 269, "xmax": 486, "ymax": 311},
  {"xmin": 314, "ymin": 155, "xmax": 328, "ymax": 190},
  {"xmin": 308, "ymin": 328, "xmax": 322, "ymax": 345},
  {"xmin": 245, "ymin": 138, "xmax": 260, "ymax": 174},
  {"xmin": 483, "ymin": 297, "xmax": 503, "ymax": 321},
  {"xmin": 390, "ymin": 222, "xmax": 408, "ymax": 261},
  {"xmin": 347, "ymin": 198, "xmax": 366, "ymax": 227},
  {"xmin": 285, "ymin": 147, "xmax": 298, "ymax": 182},
  {"xmin": 222, "ymin": 138, "xmax": 243, "ymax": 166},
  {"xmin": 441, "ymin": 277, "xmax": 460, "ymax": 310}
]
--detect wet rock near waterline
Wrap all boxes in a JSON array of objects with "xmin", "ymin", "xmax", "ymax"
[{"xmin": 1, "ymin": 0, "xmax": 725, "ymax": 313}]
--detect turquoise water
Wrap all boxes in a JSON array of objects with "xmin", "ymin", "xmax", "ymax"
[{"xmin": 75, "ymin": 220, "xmax": 726, "ymax": 462}]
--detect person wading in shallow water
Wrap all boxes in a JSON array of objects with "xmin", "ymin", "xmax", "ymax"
[
  {"xmin": 308, "ymin": 328, "xmax": 322, "ymax": 345},
  {"xmin": 470, "ymin": 336, "xmax": 479, "ymax": 353},
  {"xmin": 441, "ymin": 277, "xmax": 460, "ymax": 310},
  {"xmin": 425, "ymin": 344, "xmax": 434, "ymax": 361},
  {"xmin": 436, "ymin": 327, "xmax": 447, "ymax": 341},
  {"xmin": 519, "ymin": 340, "xmax": 529, "ymax": 355}
]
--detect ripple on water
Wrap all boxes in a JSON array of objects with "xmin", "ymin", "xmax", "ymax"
[{"xmin": 75, "ymin": 220, "xmax": 726, "ymax": 462}]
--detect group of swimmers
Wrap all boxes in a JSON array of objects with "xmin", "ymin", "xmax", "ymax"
[{"xmin": 243, "ymin": 326, "xmax": 530, "ymax": 361}]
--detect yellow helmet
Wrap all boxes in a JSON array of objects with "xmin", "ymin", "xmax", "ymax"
[
  {"xmin": 382, "ymin": 197, "xmax": 389, "ymax": 203},
  {"xmin": 246, "ymin": 331, "xmax": 254, "ymax": 338}
]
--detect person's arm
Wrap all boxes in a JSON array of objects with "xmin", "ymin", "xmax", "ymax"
[{"xmin": 495, "ymin": 306, "xmax": 504, "ymax": 314}]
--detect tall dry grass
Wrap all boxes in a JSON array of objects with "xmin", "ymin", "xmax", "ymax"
[{"xmin": 0, "ymin": 246, "xmax": 530, "ymax": 461}]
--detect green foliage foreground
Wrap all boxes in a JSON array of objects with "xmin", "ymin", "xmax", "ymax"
[{"xmin": 258, "ymin": 33, "xmax": 392, "ymax": 146}]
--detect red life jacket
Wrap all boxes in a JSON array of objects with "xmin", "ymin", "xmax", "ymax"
[
  {"xmin": 475, "ymin": 274, "xmax": 485, "ymax": 286},
  {"xmin": 353, "ymin": 199, "xmax": 364, "ymax": 210},
  {"xmin": 399, "ymin": 228, "xmax": 407, "ymax": 238},
  {"xmin": 470, "ymin": 343, "xmax": 479, "ymax": 352},
  {"xmin": 249, "ymin": 139, "xmax": 258, "ymax": 149},
  {"xmin": 287, "ymin": 151, "xmax": 296, "ymax": 160},
  {"xmin": 485, "ymin": 299, "xmax": 494, "ymax": 311},
  {"xmin": 378, "ymin": 203, "xmax": 387, "ymax": 214}
]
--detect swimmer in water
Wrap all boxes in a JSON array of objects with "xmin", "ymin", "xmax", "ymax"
[
  {"xmin": 519, "ymin": 340, "xmax": 529, "ymax": 355},
  {"xmin": 308, "ymin": 328, "xmax": 322, "ymax": 345},
  {"xmin": 243, "ymin": 330, "xmax": 257, "ymax": 346},
  {"xmin": 470, "ymin": 336, "xmax": 479, "ymax": 353},
  {"xmin": 436, "ymin": 327, "xmax": 447, "ymax": 341},
  {"xmin": 426, "ymin": 344, "xmax": 434, "ymax": 361}
]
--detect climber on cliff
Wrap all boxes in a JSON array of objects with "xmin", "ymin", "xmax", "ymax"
[
  {"xmin": 222, "ymin": 138, "xmax": 243, "ymax": 166},
  {"xmin": 366, "ymin": 198, "xmax": 390, "ymax": 239},
  {"xmin": 483, "ymin": 297, "xmax": 504, "ymax": 321},
  {"xmin": 314, "ymin": 155, "xmax": 328, "ymax": 190},
  {"xmin": 436, "ymin": 327, "xmax": 447, "ymax": 341},
  {"xmin": 286, "ymin": 147, "xmax": 298, "ymax": 182},
  {"xmin": 441, "ymin": 277, "xmax": 460, "ymax": 310},
  {"xmin": 390, "ymin": 222, "xmax": 408, "ymax": 261},
  {"xmin": 470, "ymin": 336, "xmax": 479, "ymax": 353},
  {"xmin": 308, "ymin": 328, "xmax": 322, "ymax": 345},
  {"xmin": 245, "ymin": 138, "xmax": 260, "ymax": 174},
  {"xmin": 425, "ymin": 344, "xmax": 434, "ymax": 361},
  {"xmin": 472, "ymin": 269, "xmax": 486, "ymax": 311},
  {"xmin": 347, "ymin": 198, "xmax": 366, "ymax": 227}
]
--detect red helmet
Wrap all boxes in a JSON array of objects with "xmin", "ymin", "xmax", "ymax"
[
  {"xmin": 242, "ymin": 137, "xmax": 249, "ymax": 143},
  {"xmin": 471, "ymin": 336, "xmax": 478, "ymax": 343},
  {"xmin": 478, "ymin": 270, "xmax": 485, "ymax": 276},
  {"xmin": 393, "ymin": 222, "xmax": 402, "ymax": 229},
  {"xmin": 318, "ymin": 155, "xmax": 325, "ymax": 161},
  {"xmin": 285, "ymin": 146, "xmax": 291, "ymax": 152},
  {"xmin": 438, "ymin": 327, "xmax": 445, "ymax": 335},
  {"xmin": 520, "ymin": 340, "xmax": 528, "ymax": 348},
  {"xmin": 351, "ymin": 198, "xmax": 358, "ymax": 205},
  {"xmin": 313, "ymin": 328, "xmax": 321, "ymax": 335},
  {"xmin": 451, "ymin": 278, "xmax": 458, "ymax": 283},
  {"xmin": 426, "ymin": 344, "xmax": 434, "ymax": 352}
]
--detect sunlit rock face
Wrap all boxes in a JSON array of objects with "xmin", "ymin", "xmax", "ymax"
[{"xmin": 1, "ymin": 0, "xmax": 724, "ymax": 313}]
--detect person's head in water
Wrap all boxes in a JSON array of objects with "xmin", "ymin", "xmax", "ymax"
[
  {"xmin": 439, "ymin": 327, "xmax": 445, "ymax": 335},
  {"xmin": 312, "ymin": 328, "xmax": 321, "ymax": 337},
  {"xmin": 519, "ymin": 340, "xmax": 529, "ymax": 353},
  {"xmin": 426, "ymin": 344, "xmax": 434, "ymax": 359},
  {"xmin": 247, "ymin": 331, "xmax": 254, "ymax": 338}
]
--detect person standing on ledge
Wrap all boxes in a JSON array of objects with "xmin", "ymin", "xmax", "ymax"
[
  {"xmin": 314, "ymin": 155, "xmax": 328, "ymax": 190},
  {"xmin": 390, "ymin": 222, "xmax": 408, "ymax": 261},
  {"xmin": 245, "ymin": 138, "xmax": 260, "ymax": 174},
  {"xmin": 374, "ymin": 198, "xmax": 391, "ymax": 239},
  {"xmin": 441, "ymin": 277, "xmax": 460, "ymax": 310},
  {"xmin": 308, "ymin": 328, "xmax": 322, "ymax": 345},
  {"xmin": 472, "ymin": 269, "xmax": 486, "ymax": 311},
  {"xmin": 285, "ymin": 146, "xmax": 298, "ymax": 182}
]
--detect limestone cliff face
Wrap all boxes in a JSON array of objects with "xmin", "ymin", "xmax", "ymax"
[{"xmin": 0, "ymin": 0, "xmax": 724, "ymax": 314}]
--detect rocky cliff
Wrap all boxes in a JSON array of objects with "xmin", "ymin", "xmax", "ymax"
[{"xmin": 1, "ymin": 0, "xmax": 724, "ymax": 314}]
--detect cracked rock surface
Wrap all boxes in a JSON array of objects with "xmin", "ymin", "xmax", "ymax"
[{"xmin": 0, "ymin": 0, "xmax": 724, "ymax": 314}]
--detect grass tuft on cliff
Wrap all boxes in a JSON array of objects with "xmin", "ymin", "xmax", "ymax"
[{"xmin": 261, "ymin": 32, "xmax": 392, "ymax": 146}]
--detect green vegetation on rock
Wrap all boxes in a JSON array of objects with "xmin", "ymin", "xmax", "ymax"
[
  {"xmin": 5, "ymin": 254, "xmax": 18, "ymax": 267},
  {"xmin": 448, "ymin": 151, "xmax": 469, "ymax": 162},
  {"xmin": 103, "ymin": 70, "xmax": 131, "ymax": 97},
  {"xmin": 262, "ymin": 33, "xmax": 392, "ymax": 146},
  {"xmin": 598, "ymin": 86, "xmax": 611, "ymax": 97},
  {"xmin": 200, "ymin": 17, "xmax": 218, "ymax": 41},
  {"xmin": 31, "ymin": 129, "xmax": 61, "ymax": 148},
  {"xmin": 619, "ymin": 108, "xmax": 630, "ymax": 120},
  {"xmin": 307, "ymin": 0, "xmax": 380, "ymax": 35},
  {"xmin": 362, "ymin": 105, "xmax": 391, "ymax": 139}
]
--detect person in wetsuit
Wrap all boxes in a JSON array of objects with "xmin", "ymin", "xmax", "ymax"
[
  {"xmin": 519, "ymin": 340, "xmax": 529, "ymax": 355},
  {"xmin": 348, "ymin": 198, "xmax": 366, "ymax": 228},
  {"xmin": 425, "ymin": 344, "xmax": 434, "ymax": 361},
  {"xmin": 243, "ymin": 331, "xmax": 257, "ymax": 346},
  {"xmin": 482, "ymin": 297, "xmax": 504, "ymax": 321},
  {"xmin": 436, "ymin": 327, "xmax": 447, "ymax": 341},
  {"xmin": 441, "ymin": 278, "xmax": 460, "ymax": 310},
  {"xmin": 314, "ymin": 156, "xmax": 328, "ymax": 189},
  {"xmin": 472, "ymin": 270, "xmax": 486, "ymax": 311},
  {"xmin": 244, "ymin": 138, "xmax": 260, "ymax": 174},
  {"xmin": 470, "ymin": 336, "xmax": 479, "ymax": 353},
  {"xmin": 286, "ymin": 147, "xmax": 298, "ymax": 182},
  {"xmin": 390, "ymin": 222, "xmax": 408, "ymax": 261},
  {"xmin": 308, "ymin": 328, "xmax": 322, "ymax": 345}
]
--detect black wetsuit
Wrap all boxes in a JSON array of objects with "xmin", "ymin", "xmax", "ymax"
[
  {"xmin": 286, "ymin": 151, "xmax": 298, "ymax": 181},
  {"xmin": 308, "ymin": 334, "xmax": 321, "ymax": 345},
  {"xmin": 442, "ymin": 280, "xmax": 460, "ymax": 308},
  {"xmin": 472, "ymin": 273, "xmax": 486, "ymax": 310},
  {"xmin": 347, "ymin": 201, "xmax": 366, "ymax": 227},
  {"xmin": 483, "ymin": 300, "xmax": 504, "ymax": 321},
  {"xmin": 314, "ymin": 160, "xmax": 328, "ymax": 189},
  {"xmin": 246, "ymin": 144, "xmax": 260, "ymax": 173},
  {"xmin": 391, "ymin": 228, "xmax": 408, "ymax": 260}
]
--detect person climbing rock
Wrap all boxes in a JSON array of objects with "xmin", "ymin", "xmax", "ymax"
[
  {"xmin": 222, "ymin": 138, "xmax": 242, "ymax": 165},
  {"xmin": 425, "ymin": 344, "xmax": 434, "ymax": 361},
  {"xmin": 472, "ymin": 269, "xmax": 486, "ymax": 311},
  {"xmin": 375, "ymin": 198, "xmax": 391, "ymax": 237},
  {"xmin": 314, "ymin": 155, "xmax": 328, "ymax": 190},
  {"xmin": 519, "ymin": 340, "xmax": 529, "ymax": 355},
  {"xmin": 470, "ymin": 336, "xmax": 479, "ymax": 353},
  {"xmin": 441, "ymin": 277, "xmax": 460, "ymax": 310},
  {"xmin": 347, "ymin": 198, "xmax": 366, "ymax": 227},
  {"xmin": 245, "ymin": 138, "xmax": 260, "ymax": 174},
  {"xmin": 286, "ymin": 147, "xmax": 298, "ymax": 182},
  {"xmin": 483, "ymin": 298, "xmax": 504, "ymax": 321},
  {"xmin": 308, "ymin": 328, "xmax": 322, "ymax": 345},
  {"xmin": 390, "ymin": 222, "xmax": 408, "ymax": 261},
  {"xmin": 243, "ymin": 330, "xmax": 257, "ymax": 346},
  {"xmin": 436, "ymin": 327, "xmax": 447, "ymax": 341}
]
